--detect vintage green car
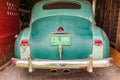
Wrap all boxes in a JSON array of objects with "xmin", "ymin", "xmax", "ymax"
[{"xmin": 12, "ymin": 0, "xmax": 113, "ymax": 73}]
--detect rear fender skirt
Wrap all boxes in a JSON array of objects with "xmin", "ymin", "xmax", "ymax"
[{"xmin": 92, "ymin": 26, "xmax": 103, "ymax": 59}]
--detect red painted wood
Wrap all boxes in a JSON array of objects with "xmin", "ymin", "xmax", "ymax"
[{"xmin": 0, "ymin": 0, "xmax": 20, "ymax": 66}]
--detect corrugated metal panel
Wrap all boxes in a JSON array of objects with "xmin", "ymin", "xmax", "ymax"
[{"xmin": 0, "ymin": 0, "xmax": 20, "ymax": 66}]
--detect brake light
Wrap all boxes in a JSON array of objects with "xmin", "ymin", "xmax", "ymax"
[
  {"xmin": 20, "ymin": 40, "xmax": 29, "ymax": 46},
  {"xmin": 94, "ymin": 40, "xmax": 102, "ymax": 46},
  {"xmin": 57, "ymin": 27, "xmax": 64, "ymax": 32}
]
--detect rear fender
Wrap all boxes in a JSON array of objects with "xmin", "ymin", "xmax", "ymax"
[
  {"xmin": 91, "ymin": 26, "xmax": 110, "ymax": 59},
  {"xmin": 14, "ymin": 27, "xmax": 31, "ymax": 59},
  {"xmin": 92, "ymin": 26, "xmax": 104, "ymax": 59}
]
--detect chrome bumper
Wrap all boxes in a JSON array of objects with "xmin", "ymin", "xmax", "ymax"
[{"xmin": 11, "ymin": 57, "xmax": 113, "ymax": 73}]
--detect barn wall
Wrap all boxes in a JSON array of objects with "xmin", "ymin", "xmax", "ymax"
[
  {"xmin": 95, "ymin": 0, "xmax": 120, "ymax": 51},
  {"xmin": 0, "ymin": 0, "xmax": 20, "ymax": 67},
  {"xmin": 116, "ymin": 11, "xmax": 120, "ymax": 51}
]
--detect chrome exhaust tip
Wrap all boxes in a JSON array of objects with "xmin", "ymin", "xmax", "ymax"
[
  {"xmin": 63, "ymin": 69, "xmax": 70, "ymax": 74},
  {"xmin": 50, "ymin": 69, "xmax": 58, "ymax": 73}
]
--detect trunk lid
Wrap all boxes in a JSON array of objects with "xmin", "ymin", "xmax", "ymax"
[{"xmin": 30, "ymin": 16, "xmax": 93, "ymax": 60}]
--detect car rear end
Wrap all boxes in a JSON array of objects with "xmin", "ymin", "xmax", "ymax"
[
  {"xmin": 12, "ymin": 0, "xmax": 113, "ymax": 73},
  {"xmin": 12, "ymin": 15, "xmax": 113, "ymax": 73}
]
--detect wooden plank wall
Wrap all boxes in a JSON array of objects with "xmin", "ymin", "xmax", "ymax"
[
  {"xmin": 95, "ymin": 0, "xmax": 120, "ymax": 51},
  {"xmin": 110, "ymin": 48, "xmax": 120, "ymax": 67},
  {"xmin": 116, "ymin": 11, "xmax": 120, "ymax": 51}
]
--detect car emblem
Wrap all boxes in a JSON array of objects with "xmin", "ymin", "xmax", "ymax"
[{"xmin": 59, "ymin": 64, "xmax": 66, "ymax": 67}]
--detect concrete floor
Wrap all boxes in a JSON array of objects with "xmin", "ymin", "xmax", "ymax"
[{"xmin": 0, "ymin": 64, "xmax": 120, "ymax": 80}]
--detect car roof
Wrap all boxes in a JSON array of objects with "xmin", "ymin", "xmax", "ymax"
[{"xmin": 30, "ymin": 0, "xmax": 95, "ymax": 25}]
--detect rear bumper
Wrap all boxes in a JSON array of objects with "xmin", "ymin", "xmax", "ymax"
[{"xmin": 11, "ymin": 56, "xmax": 113, "ymax": 73}]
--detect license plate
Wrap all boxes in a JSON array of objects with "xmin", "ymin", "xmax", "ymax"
[{"xmin": 51, "ymin": 36, "xmax": 70, "ymax": 45}]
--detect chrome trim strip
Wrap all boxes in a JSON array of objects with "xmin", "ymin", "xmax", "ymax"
[{"xmin": 50, "ymin": 32, "xmax": 72, "ymax": 34}]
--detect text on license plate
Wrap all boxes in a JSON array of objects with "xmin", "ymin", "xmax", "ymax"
[{"xmin": 51, "ymin": 36, "xmax": 71, "ymax": 45}]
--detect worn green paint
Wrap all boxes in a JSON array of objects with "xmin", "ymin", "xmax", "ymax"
[
  {"xmin": 30, "ymin": 16, "xmax": 93, "ymax": 59},
  {"xmin": 30, "ymin": 0, "xmax": 95, "ymax": 25},
  {"xmin": 14, "ymin": 0, "xmax": 110, "ymax": 59}
]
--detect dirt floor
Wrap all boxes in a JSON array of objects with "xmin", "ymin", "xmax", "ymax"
[{"xmin": 0, "ymin": 64, "xmax": 120, "ymax": 80}]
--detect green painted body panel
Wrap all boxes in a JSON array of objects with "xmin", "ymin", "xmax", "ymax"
[
  {"xmin": 102, "ymin": 29, "xmax": 110, "ymax": 58},
  {"xmin": 30, "ymin": 16, "xmax": 93, "ymax": 59},
  {"xmin": 14, "ymin": 0, "xmax": 110, "ymax": 59},
  {"xmin": 30, "ymin": 0, "xmax": 95, "ymax": 25}
]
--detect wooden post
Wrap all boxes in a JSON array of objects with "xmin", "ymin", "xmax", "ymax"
[{"xmin": 116, "ymin": 9, "xmax": 120, "ymax": 51}]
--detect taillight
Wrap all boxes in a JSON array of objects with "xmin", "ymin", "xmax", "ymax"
[
  {"xmin": 20, "ymin": 40, "xmax": 29, "ymax": 46},
  {"xmin": 94, "ymin": 40, "xmax": 102, "ymax": 46}
]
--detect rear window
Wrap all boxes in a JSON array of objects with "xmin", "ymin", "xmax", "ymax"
[{"xmin": 43, "ymin": 1, "xmax": 81, "ymax": 10}]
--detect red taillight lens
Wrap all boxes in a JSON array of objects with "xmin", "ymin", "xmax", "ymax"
[
  {"xmin": 94, "ymin": 40, "xmax": 102, "ymax": 46},
  {"xmin": 21, "ymin": 40, "xmax": 29, "ymax": 45},
  {"xmin": 57, "ymin": 27, "xmax": 64, "ymax": 32}
]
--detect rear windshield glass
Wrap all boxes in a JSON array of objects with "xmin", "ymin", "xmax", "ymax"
[{"xmin": 43, "ymin": 1, "xmax": 81, "ymax": 10}]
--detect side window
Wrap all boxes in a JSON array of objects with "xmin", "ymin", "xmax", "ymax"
[{"xmin": 43, "ymin": 1, "xmax": 81, "ymax": 10}]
